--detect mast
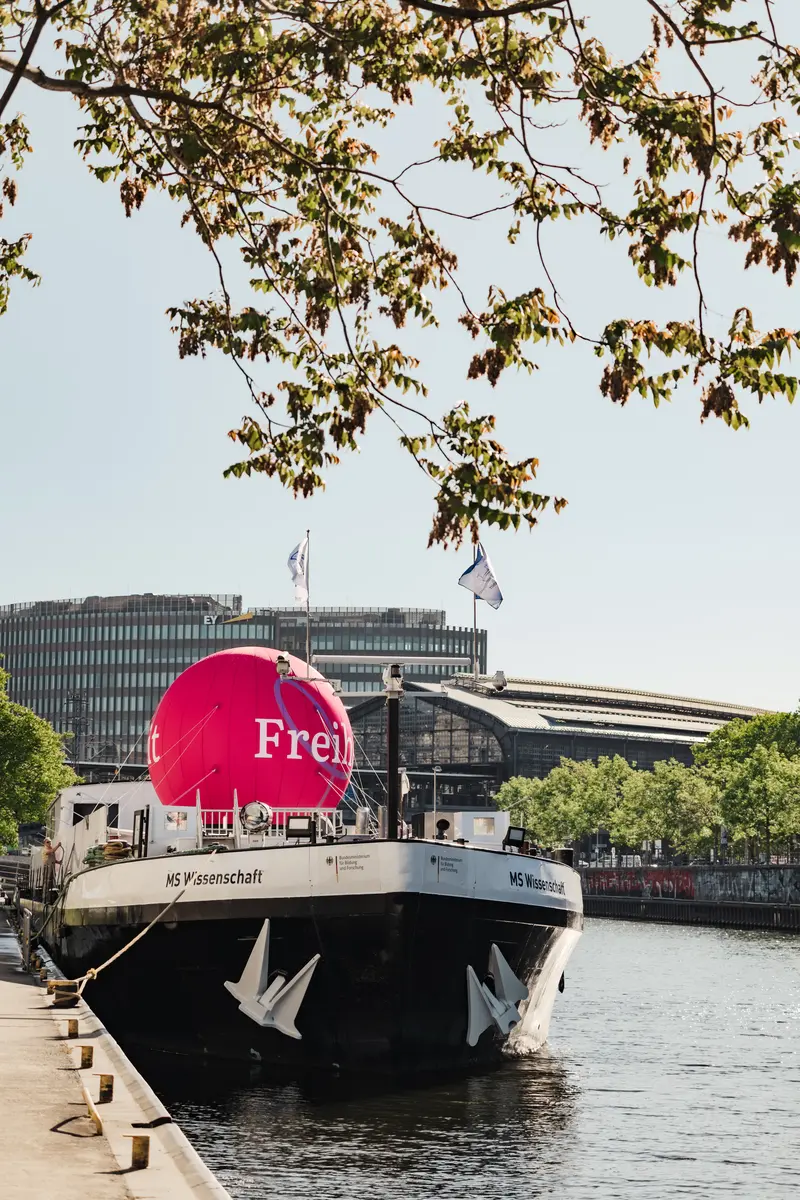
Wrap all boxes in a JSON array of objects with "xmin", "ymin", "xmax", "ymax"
[
  {"xmin": 385, "ymin": 663, "xmax": 403, "ymax": 841},
  {"xmin": 305, "ymin": 527, "xmax": 311, "ymax": 678}
]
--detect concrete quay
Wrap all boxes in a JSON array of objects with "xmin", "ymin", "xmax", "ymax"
[{"xmin": 0, "ymin": 914, "xmax": 232, "ymax": 1200}]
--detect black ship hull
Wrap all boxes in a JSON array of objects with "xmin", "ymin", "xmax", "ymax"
[{"xmin": 48, "ymin": 891, "xmax": 581, "ymax": 1075}]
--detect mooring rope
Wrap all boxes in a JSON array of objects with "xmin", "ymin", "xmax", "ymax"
[
  {"xmin": 43, "ymin": 707, "xmax": 221, "ymax": 961},
  {"xmin": 56, "ymin": 850, "xmax": 218, "ymax": 997}
]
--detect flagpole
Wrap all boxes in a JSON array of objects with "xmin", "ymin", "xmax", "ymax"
[
  {"xmin": 472, "ymin": 544, "xmax": 479, "ymax": 680},
  {"xmin": 458, "ymin": 540, "xmax": 502, "ymax": 673},
  {"xmin": 305, "ymin": 527, "xmax": 311, "ymax": 678}
]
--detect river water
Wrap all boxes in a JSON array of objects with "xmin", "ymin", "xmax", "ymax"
[{"xmin": 141, "ymin": 920, "xmax": 800, "ymax": 1199}]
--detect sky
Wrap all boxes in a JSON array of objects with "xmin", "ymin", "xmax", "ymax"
[{"xmin": 2, "ymin": 5, "xmax": 800, "ymax": 713}]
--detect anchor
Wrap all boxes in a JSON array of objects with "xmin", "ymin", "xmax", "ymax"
[
  {"xmin": 224, "ymin": 919, "xmax": 320, "ymax": 1039},
  {"xmin": 466, "ymin": 944, "xmax": 529, "ymax": 1047}
]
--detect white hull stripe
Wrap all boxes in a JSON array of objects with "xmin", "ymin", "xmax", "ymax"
[{"xmin": 62, "ymin": 842, "xmax": 584, "ymax": 916}]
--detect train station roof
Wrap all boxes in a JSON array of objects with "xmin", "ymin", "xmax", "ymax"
[{"xmin": 349, "ymin": 675, "xmax": 769, "ymax": 747}]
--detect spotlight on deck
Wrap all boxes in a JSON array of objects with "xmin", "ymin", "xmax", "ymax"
[
  {"xmin": 240, "ymin": 802, "xmax": 272, "ymax": 833},
  {"xmin": 285, "ymin": 814, "xmax": 316, "ymax": 844},
  {"xmin": 503, "ymin": 826, "xmax": 526, "ymax": 850},
  {"xmin": 276, "ymin": 654, "xmax": 291, "ymax": 678}
]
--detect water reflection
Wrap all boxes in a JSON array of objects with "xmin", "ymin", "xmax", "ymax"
[
  {"xmin": 142, "ymin": 1052, "xmax": 577, "ymax": 1200},
  {"xmin": 132, "ymin": 921, "xmax": 800, "ymax": 1199}
]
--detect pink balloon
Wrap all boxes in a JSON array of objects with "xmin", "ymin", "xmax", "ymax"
[{"xmin": 148, "ymin": 647, "xmax": 354, "ymax": 811}]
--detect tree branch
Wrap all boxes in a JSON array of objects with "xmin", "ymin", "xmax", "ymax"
[
  {"xmin": 0, "ymin": 54, "xmax": 223, "ymax": 110},
  {"xmin": 403, "ymin": 0, "xmax": 562, "ymax": 20},
  {"xmin": 0, "ymin": 1, "xmax": 72, "ymax": 120},
  {"xmin": 645, "ymin": 0, "xmax": 719, "ymax": 341}
]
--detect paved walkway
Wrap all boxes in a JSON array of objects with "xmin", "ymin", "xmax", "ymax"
[{"xmin": 0, "ymin": 914, "xmax": 130, "ymax": 1200}]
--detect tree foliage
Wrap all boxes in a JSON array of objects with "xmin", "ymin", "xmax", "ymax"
[
  {"xmin": 534, "ymin": 756, "xmax": 604, "ymax": 843},
  {"xmin": 495, "ymin": 728, "xmax": 800, "ymax": 857},
  {"xmin": 631, "ymin": 758, "xmax": 719, "ymax": 853},
  {"xmin": 496, "ymin": 754, "xmax": 647, "ymax": 847},
  {"xmin": 693, "ymin": 709, "xmax": 800, "ymax": 772},
  {"xmin": 719, "ymin": 743, "xmax": 800, "ymax": 856},
  {"xmin": 0, "ymin": 664, "xmax": 77, "ymax": 847},
  {"xmin": 3, "ymin": 2, "xmax": 800, "ymax": 542}
]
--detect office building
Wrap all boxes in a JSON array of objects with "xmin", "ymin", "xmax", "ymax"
[
  {"xmin": 0, "ymin": 594, "xmax": 484, "ymax": 765},
  {"xmin": 0, "ymin": 595, "xmax": 766, "ymax": 810}
]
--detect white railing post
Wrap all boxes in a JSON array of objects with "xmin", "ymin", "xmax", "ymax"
[
  {"xmin": 195, "ymin": 791, "xmax": 203, "ymax": 849},
  {"xmin": 233, "ymin": 790, "xmax": 241, "ymax": 850}
]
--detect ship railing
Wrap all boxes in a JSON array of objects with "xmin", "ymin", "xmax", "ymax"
[
  {"xmin": 200, "ymin": 810, "xmax": 236, "ymax": 838},
  {"xmin": 199, "ymin": 808, "xmax": 345, "ymax": 847}
]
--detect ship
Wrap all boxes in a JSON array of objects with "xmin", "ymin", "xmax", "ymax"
[{"xmin": 28, "ymin": 647, "xmax": 583, "ymax": 1075}]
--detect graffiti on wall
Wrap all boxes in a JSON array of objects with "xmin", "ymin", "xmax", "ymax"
[
  {"xmin": 583, "ymin": 866, "xmax": 800, "ymax": 905},
  {"xmin": 583, "ymin": 868, "xmax": 695, "ymax": 901}
]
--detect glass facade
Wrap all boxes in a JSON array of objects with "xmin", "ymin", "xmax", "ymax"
[
  {"xmin": 348, "ymin": 684, "xmax": 704, "ymax": 812},
  {"xmin": 3, "ymin": 594, "xmax": 705, "ymax": 806},
  {"xmin": 258, "ymin": 606, "xmax": 485, "ymax": 697},
  {"xmin": 0, "ymin": 595, "xmax": 273, "ymax": 764},
  {"xmin": 353, "ymin": 694, "xmax": 504, "ymax": 771},
  {"xmin": 0, "ymin": 596, "xmax": 487, "ymax": 767},
  {"xmin": 349, "ymin": 693, "xmax": 505, "ymax": 811},
  {"xmin": 507, "ymin": 730, "xmax": 694, "ymax": 777}
]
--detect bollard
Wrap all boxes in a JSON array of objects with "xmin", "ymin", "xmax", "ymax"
[
  {"xmin": 52, "ymin": 991, "xmax": 80, "ymax": 1009},
  {"xmin": 79, "ymin": 1045, "xmax": 94, "ymax": 1069},
  {"xmin": 126, "ymin": 1135, "xmax": 150, "ymax": 1170},
  {"xmin": 96, "ymin": 1074, "xmax": 114, "ymax": 1104},
  {"xmin": 52, "ymin": 981, "xmax": 79, "ymax": 1009},
  {"xmin": 67, "ymin": 1019, "xmax": 79, "ymax": 1038},
  {"xmin": 48, "ymin": 977, "xmax": 77, "ymax": 994}
]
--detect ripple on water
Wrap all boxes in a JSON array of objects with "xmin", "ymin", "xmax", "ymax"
[{"xmin": 133, "ymin": 921, "xmax": 800, "ymax": 1200}]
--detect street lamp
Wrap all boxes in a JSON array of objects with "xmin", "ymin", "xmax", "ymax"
[{"xmin": 432, "ymin": 765, "xmax": 442, "ymax": 830}]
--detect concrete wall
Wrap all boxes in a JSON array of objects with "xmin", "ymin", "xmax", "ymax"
[{"xmin": 581, "ymin": 865, "xmax": 800, "ymax": 906}]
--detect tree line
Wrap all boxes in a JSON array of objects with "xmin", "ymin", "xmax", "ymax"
[
  {"xmin": 494, "ymin": 712, "xmax": 800, "ymax": 860},
  {"xmin": 0, "ymin": 665, "xmax": 76, "ymax": 849}
]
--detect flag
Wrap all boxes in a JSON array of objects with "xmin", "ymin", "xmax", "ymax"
[
  {"xmin": 288, "ymin": 536, "xmax": 309, "ymax": 604},
  {"xmin": 458, "ymin": 543, "xmax": 503, "ymax": 610}
]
